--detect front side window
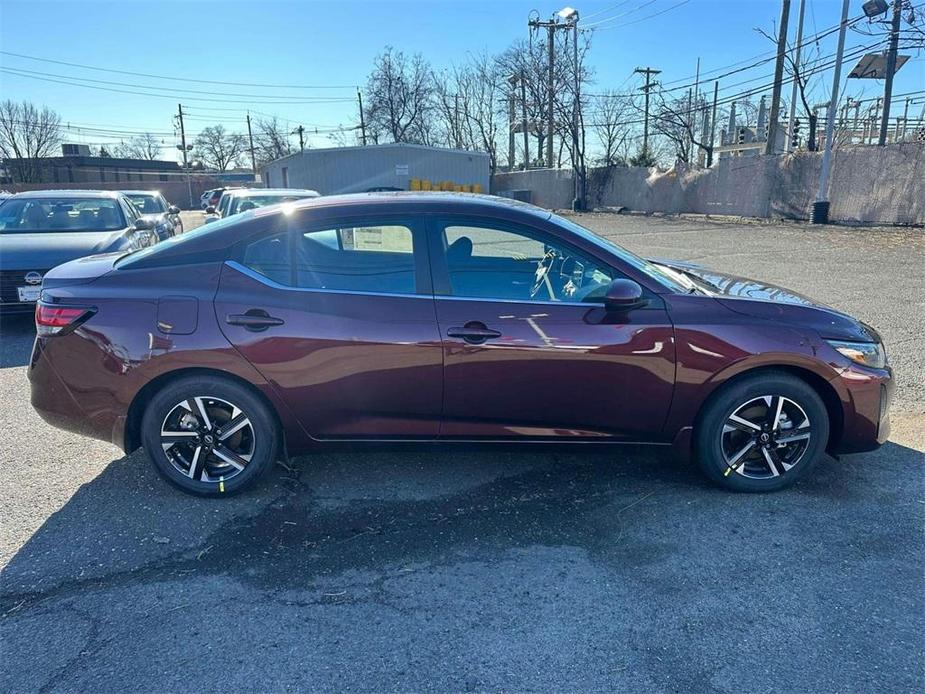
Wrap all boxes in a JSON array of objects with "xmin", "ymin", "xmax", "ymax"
[
  {"xmin": 241, "ymin": 222, "xmax": 417, "ymax": 295},
  {"xmin": 439, "ymin": 222, "xmax": 614, "ymax": 303},
  {"xmin": 0, "ymin": 197, "xmax": 126, "ymax": 233}
]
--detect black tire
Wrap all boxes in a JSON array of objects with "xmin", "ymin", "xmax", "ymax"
[
  {"xmin": 141, "ymin": 375, "xmax": 279, "ymax": 497},
  {"xmin": 694, "ymin": 371, "xmax": 829, "ymax": 492}
]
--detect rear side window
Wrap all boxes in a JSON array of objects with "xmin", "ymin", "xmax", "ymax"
[{"xmin": 241, "ymin": 223, "xmax": 417, "ymax": 295}]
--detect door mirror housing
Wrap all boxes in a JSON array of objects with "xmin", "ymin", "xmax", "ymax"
[
  {"xmin": 168, "ymin": 205, "xmax": 180, "ymax": 215},
  {"xmin": 204, "ymin": 205, "xmax": 216, "ymax": 214},
  {"xmin": 604, "ymin": 279, "xmax": 646, "ymax": 311},
  {"xmin": 133, "ymin": 218, "xmax": 153, "ymax": 231}
]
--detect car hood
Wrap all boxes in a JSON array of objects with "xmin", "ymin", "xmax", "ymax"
[
  {"xmin": 654, "ymin": 258, "xmax": 881, "ymax": 343},
  {"xmin": 0, "ymin": 230, "xmax": 129, "ymax": 271}
]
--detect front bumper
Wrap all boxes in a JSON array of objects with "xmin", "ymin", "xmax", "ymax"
[{"xmin": 829, "ymin": 363, "xmax": 894, "ymax": 454}]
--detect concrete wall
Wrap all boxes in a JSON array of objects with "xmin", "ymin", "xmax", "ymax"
[
  {"xmin": 261, "ymin": 143, "xmax": 490, "ymax": 195},
  {"xmin": 3, "ymin": 178, "xmax": 228, "ymax": 210},
  {"xmin": 491, "ymin": 143, "xmax": 925, "ymax": 226}
]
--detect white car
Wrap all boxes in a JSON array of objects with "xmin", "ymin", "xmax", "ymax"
[{"xmin": 203, "ymin": 188, "xmax": 320, "ymax": 224}]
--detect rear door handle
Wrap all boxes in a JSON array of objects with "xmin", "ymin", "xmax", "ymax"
[
  {"xmin": 226, "ymin": 310, "xmax": 285, "ymax": 332},
  {"xmin": 447, "ymin": 323, "xmax": 502, "ymax": 344}
]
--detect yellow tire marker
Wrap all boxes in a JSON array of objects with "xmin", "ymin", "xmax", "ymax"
[{"xmin": 219, "ymin": 476, "xmax": 225, "ymax": 493}]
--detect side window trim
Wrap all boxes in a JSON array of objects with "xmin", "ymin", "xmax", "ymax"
[
  {"xmin": 225, "ymin": 260, "xmax": 436, "ymax": 300},
  {"xmin": 233, "ymin": 212, "xmax": 433, "ymax": 297},
  {"xmin": 425, "ymin": 214, "xmax": 621, "ymax": 306}
]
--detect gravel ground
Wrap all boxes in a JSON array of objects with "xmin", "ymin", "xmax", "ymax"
[{"xmin": 1, "ymin": 211, "xmax": 922, "ymax": 693}]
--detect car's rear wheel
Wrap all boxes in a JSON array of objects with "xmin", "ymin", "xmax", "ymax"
[
  {"xmin": 694, "ymin": 372, "xmax": 829, "ymax": 492},
  {"xmin": 141, "ymin": 376, "xmax": 279, "ymax": 496}
]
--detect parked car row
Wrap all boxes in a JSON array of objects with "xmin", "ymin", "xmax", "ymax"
[{"xmin": 0, "ymin": 187, "xmax": 325, "ymax": 315}]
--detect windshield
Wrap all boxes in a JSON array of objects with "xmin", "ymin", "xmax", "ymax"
[
  {"xmin": 551, "ymin": 213, "xmax": 689, "ymax": 293},
  {"xmin": 0, "ymin": 197, "xmax": 126, "ymax": 233},
  {"xmin": 126, "ymin": 194, "xmax": 166, "ymax": 214},
  {"xmin": 230, "ymin": 193, "xmax": 314, "ymax": 215}
]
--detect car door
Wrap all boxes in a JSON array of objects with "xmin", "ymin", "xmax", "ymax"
[
  {"xmin": 215, "ymin": 211, "xmax": 443, "ymax": 439},
  {"xmin": 427, "ymin": 215, "xmax": 676, "ymax": 440}
]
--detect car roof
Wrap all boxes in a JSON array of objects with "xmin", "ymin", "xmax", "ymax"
[
  {"xmin": 252, "ymin": 191, "xmax": 549, "ymax": 218},
  {"xmin": 234, "ymin": 188, "xmax": 319, "ymax": 197},
  {"xmin": 9, "ymin": 189, "xmax": 125, "ymax": 200},
  {"xmin": 120, "ymin": 190, "xmax": 164, "ymax": 197}
]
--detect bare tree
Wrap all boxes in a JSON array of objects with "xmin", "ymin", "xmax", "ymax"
[
  {"xmin": 432, "ymin": 55, "xmax": 505, "ymax": 172},
  {"xmin": 114, "ymin": 132, "xmax": 162, "ymax": 160},
  {"xmin": 363, "ymin": 47, "xmax": 436, "ymax": 144},
  {"xmin": 253, "ymin": 117, "xmax": 291, "ymax": 165},
  {"xmin": 591, "ymin": 90, "xmax": 633, "ymax": 166},
  {"xmin": 496, "ymin": 36, "xmax": 565, "ymax": 167},
  {"xmin": 0, "ymin": 100, "xmax": 62, "ymax": 182},
  {"xmin": 193, "ymin": 125, "xmax": 246, "ymax": 171},
  {"xmin": 651, "ymin": 92, "xmax": 712, "ymax": 164}
]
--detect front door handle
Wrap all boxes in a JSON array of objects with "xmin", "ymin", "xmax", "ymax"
[
  {"xmin": 447, "ymin": 322, "xmax": 502, "ymax": 344},
  {"xmin": 226, "ymin": 309, "xmax": 285, "ymax": 332}
]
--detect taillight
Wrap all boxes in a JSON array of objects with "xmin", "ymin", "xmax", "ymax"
[{"xmin": 35, "ymin": 303, "xmax": 95, "ymax": 337}]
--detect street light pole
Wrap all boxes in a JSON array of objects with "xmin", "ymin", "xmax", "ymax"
[
  {"xmin": 786, "ymin": 0, "xmax": 807, "ymax": 152},
  {"xmin": 813, "ymin": 0, "xmax": 850, "ymax": 224}
]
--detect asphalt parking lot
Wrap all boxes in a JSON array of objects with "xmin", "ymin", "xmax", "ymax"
[{"xmin": 1, "ymin": 211, "xmax": 923, "ymax": 692}]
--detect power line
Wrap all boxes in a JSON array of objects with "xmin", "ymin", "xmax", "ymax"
[
  {"xmin": 590, "ymin": 0, "xmax": 691, "ymax": 31},
  {"xmin": 0, "ymin": 68, "xmax": 355, "ymax": 105},
  {"xmin": 0, "ymin": 66, "xmax": 354, "ymax": 102},
  {"xmin": 0, "ymin": 50, "xmax": 357, "ymax": 89}
]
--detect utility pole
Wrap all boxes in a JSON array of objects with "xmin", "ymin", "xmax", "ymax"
[
  {"xmin": 569, "ymin": 12, "xmax": 581, "ymax": 210},
  {"xmin": 707, "ymin": 81, "xmax": 719, "ymax": 167},
  {"xmin": 634, "ymin": 67, "xmax": 661, "ymax": 156},
  {"xmin": 529, "ymin": 14, "xmax": 560, "ymax": 168},
  {"xmin": 878, "ymin": 0, "xmax": 903, "ymax": 146},
  {"xmin": 814, "ymin": 0, "xmax": 850, "ymax": 224},
  {"xmin": 357, "ymin": 89, "xmax": 367, "ymax": 146},
  {"xmin": 766, "ymin": 0, "xmax": 792, "ymax": 155},
  {"xmin": 787, "ymin": 0, "xmax": 807, "ymax": 152},
  {"xmin": 246, "ymin": 113, "xmax": 257, "ymax": 176},
  {"xmin": 508, "ymin": 82, "xmax": 516, "ymax": 170},
  {"xmin": 291, "ymin": 125, "xmax": 305, "ymax": 153},
  {"xmin": 176, "ymin": 103, "xmax": 192, "ymax": 209},
  {"xmin": 520, "ymin": 74, "xmax": 530, "ymax": 169}
]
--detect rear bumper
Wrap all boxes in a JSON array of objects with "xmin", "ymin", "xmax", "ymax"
[
  {"xmin": 29, "ymin": 336, "xmax": 125, "ymax": 449},
  {"xmin": 829, "ymin": 363, "xmax": 894, "ymax": 454}
]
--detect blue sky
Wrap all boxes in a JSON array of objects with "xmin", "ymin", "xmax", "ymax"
[{"xmin": 1, "ymin": 0, "xmax": 922, "ymax": 161}]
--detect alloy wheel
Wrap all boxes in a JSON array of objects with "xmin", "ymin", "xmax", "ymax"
[
  {"xmin": 160, "ymin": 396, "xmax": 255, "ymax": 483},
  {"xmin": 720, "ymin": 395, "xmax": 813, "ymax": 479}
]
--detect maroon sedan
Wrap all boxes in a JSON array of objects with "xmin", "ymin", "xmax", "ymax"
[{"xmin": 29, "ymin": 193, "xmax": 893, "ymax": 496}]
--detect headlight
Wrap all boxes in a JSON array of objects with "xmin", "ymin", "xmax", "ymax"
[{"xmin": 826, "ymin": 340, "xmax": 886, "ymax": 369}]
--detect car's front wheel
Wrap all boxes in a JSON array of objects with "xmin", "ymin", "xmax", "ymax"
[
  {"xmin": 694, "ymin": 372, "xmax": 829, "ymax": 492},
  {"xmin": 141, "ymin": 376, "xmax": 279, "ymax": 496}
]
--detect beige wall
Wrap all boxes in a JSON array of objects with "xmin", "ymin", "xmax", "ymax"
[{"xmin": 492, "ymin": 143, "xmax": 925, "ymax": 226}]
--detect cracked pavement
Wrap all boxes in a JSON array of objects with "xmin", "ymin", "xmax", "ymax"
[{"xmin": 1, "ymin": 213, "xmax": 923, "ymax": 692}]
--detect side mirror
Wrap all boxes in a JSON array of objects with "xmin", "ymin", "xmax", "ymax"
[
  {"xmin": 168, "ymin": 205, "xmax": 180, "ymax": 215},
  {"xmin": 203, "ymin": 216, "xmax": 216, "ymax": 224},
  {"xmin": 604, "ymin": 279, "xmax": 646, "ymax": 311},
  {"xmin": 204, "ymin": 205, "xmax": 216, "ymax": 214},
  {"xmin": 133, "ymin": 218, "xmax": 152, "ymax": 231}
]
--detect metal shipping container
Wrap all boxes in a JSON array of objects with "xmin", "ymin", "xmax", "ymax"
[{"xmin": 260, "ymin": 143, "xmax": 490, "ymax": 195}]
